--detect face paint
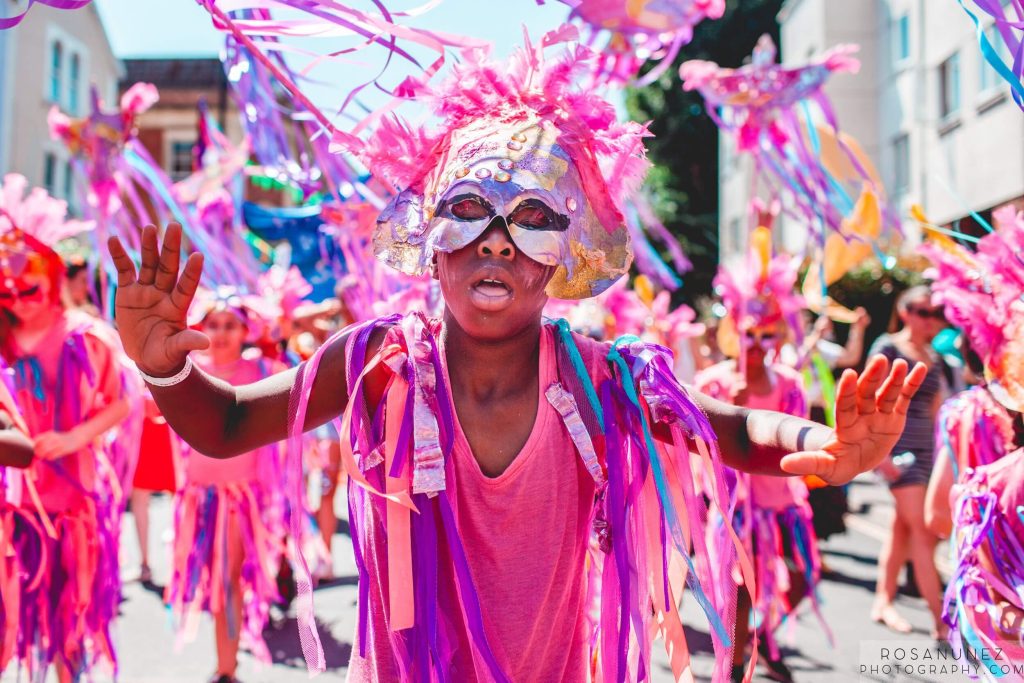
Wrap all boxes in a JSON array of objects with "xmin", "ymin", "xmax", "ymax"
[{"xmin": 376, "ymin": 119, "xmax": 632, "ymax": 299}]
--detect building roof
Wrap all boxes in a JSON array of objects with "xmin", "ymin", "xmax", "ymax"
[{"xmin": 121, "ymin": 58, "xmax": 226, "ymax": 91}]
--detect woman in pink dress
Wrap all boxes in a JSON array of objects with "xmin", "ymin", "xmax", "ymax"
[
  {"xmin": 165, "ymin": 287, "xmax": 288, "ymax": 683},
  {"xmin": 0, "ymin": 175, "xmax": 131, "ymax": 682},
  {"xmin": 695, "ymin": 228, "xmax": 827, "ymax": 683}
]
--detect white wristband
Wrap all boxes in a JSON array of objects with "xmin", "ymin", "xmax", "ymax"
[{"xmin": 139, "ymin": 357, "xmax": 194, "ymax": 388}]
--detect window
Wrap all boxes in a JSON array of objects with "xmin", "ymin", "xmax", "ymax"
[
  {"xmin": 979, "ymin": 24, "xmax": 1011, "ymax": 94},
  {"xmin": 68, "ymin": 53, "xmax": 81, "ymax": 115},
  {"xmin": 169, "ymin": 141, "xmax": 195, "ymax": 181},
  {"xmin": 49, "ymin": 41, "xmax": 63, "ymax": 103},
  {"xmin": 43, "ymin": 153, "xmax": 57, "ymax": 195},
  {"xmin": 939, "ymin": 52, "xmax": 961, "ymax": 119},
  {"xmin": 893, "ymin": 134, "xmax": 910, "ymax": 198},
  {"xmin": 894, "ymin": 14, "xmax": 910, "ymax": 65},
  {"xmin": 63, "ymin": 160, "xmax": 74, "ymax": 206}
]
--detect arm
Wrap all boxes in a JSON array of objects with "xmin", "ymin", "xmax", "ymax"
[
  {"xmin": 0, "ymin": 411, "xmax": 33, "ymax": 468},
  {"xmin": 694, "ymin": 355, "xmax": 928, "ymax": 485},
  {"xmin": 108, "ymin": 224, "xmax": 386, "ymax": 458},
  {"xmin": 832, "ymin": 308, "xmax": 870, "ymax": 369},
  {"xmin": 924, "ymin": 447, "xmax": 954, "ymax": 538},
  {"xmin": 694, "ymin": 392, "xmax": 833, "ymax": 476}
]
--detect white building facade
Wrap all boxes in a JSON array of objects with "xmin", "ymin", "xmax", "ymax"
[
  {"xmin": 719, "ymin": 0, "xmax": 1024, "ymax": 260},
  {"xmin": 0, "ymin": 2, "xmax": 122, "ymax": 212}
]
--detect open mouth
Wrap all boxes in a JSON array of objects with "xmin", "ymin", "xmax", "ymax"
[
  {"xmin": 469, "ymin": 276, "xmax": 514, "ymax": 311},
  {"xmin": 473, "ymin": 277, "xmax": 512, "ymax": 296}
]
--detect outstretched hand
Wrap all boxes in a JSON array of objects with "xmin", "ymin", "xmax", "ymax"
[
  {"xmin": 780, "ymin": 355, "xmax": 927, "ymax": 485},
  {"xmin": 108, "ymin": 224, "xmax": 210, "ymax": 377}
]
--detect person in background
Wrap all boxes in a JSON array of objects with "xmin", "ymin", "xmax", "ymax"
[
  {"xmin": 868, "ymin": 285, "xmax": 949, "ymax": 639},
  {"xmin": 62, "ymin": 255, "xmax": 101, "ymax": 318},
  {"xmin": 0, "ymin": 175, "xmax": 131, "ymax": 682}
]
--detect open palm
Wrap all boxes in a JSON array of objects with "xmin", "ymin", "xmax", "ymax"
[
  {"xmin": 781, "ymin": 355, "xmax": 928, "ymax": 485},
  {"xmin": 108, "ymin": 224, "xmax": 210, "ymax": 376}
]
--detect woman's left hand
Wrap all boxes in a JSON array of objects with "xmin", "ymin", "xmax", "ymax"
[
  {"xmin": 780, "ymin": 355, "xmax": 927, "ymax": 485},
  {"xmin": 34, "ymin": 429, "xmax": 88, "ymax": 460}
]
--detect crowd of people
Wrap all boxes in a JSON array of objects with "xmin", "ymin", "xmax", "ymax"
[{"xmin": 0, "ymin": 2, "xmax": 1023, "ymax": 683}]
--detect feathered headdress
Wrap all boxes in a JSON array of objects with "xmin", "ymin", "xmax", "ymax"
[
  {"xmin": 714, "ymin": 225, "xmax": 805, "ymax": 335},
  {"xmin": 0, "ymin": 174, "xmax": 93, "ymax": 300},
  {"xmin": 921, "ymin": 205, "xmax": 1024, "ymax": 411},
  {"xmin": 334, "ymin": 26, "xmax": 651, "ymax": 299}
]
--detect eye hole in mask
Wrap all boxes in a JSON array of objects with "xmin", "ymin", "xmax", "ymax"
[
  {"xmin": 507, "ymin": 199, "xmax": 569, "ymax": 232},
  {"xmin": 447, "ymin": 194, "xmax": 494, "ymax": 221},
  {"xmin": 444, "ymin": 194, "xmax": 569, "ymax": 233}
]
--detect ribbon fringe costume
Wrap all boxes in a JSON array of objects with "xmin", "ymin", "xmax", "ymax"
[{"xmin": 287, "ymin": 312, "xmax": 746, "ymax": 682}]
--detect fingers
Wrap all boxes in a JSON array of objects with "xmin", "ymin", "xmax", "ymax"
[
  {"xmin": 893, "ymin": 362, "xmax": 928, "ymax": 416},
  {"xmin": 856, "ymin": 355, "xmax": 889, "ymax": 415},
  {"xmin": 168, "ymin": 329, "xmax": 210, "ymax": 357},
  {"xmin": 107, "ymin": 236, "xmax": 138, "ymax": 287},
  {"xmin": 875, "ymin": 358, "xmax": 910, "ymax": 414},
  {"xmin": 833, "ymin": 368, "xmax": 858, "ymax": 430},
  {"xmin": 137, "ymin": 225, "xmax": 160, "ymax": 286},
  {"xmin": 154, "ymin": 223, "xmax": 183, "ymax": 293},
  {"xmin": 171, "ymin": 252, "xmax": 204, "ymax": 311},
  {"xmin": 780, "ymin": 451, "xmax": 836, "ymax": 481}
]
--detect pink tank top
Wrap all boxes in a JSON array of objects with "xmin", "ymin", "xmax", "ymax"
[
  {"xmin": 185, "ymin": 355, "xmax": 279, "ymax": 486},
  {"xmin": 745, "ymin": 376, "xmax": 809, "ymax": 511},
  {"xmin": 346, "ymin": 325, "xmax": 603, "ymax": 682},
  {"xmin": 694, "ymin": 362, "xmax": 808, "ymax": 511}
]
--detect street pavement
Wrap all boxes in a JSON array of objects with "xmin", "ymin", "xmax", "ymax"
[{"xmin": 5, "ymin": 474, "xmax": 956, "ymax": 682}]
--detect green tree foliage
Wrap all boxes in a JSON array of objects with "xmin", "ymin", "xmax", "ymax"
[{"xmin": 625, "ymin": 0, "xmax": 784, "ymax": 306}]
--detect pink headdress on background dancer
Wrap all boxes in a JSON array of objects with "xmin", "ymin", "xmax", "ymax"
[
  {"xmin": 921, "ymin": 205, "xmax": 1024, "ymax": 414},
  {"xmin": 539, "ymin": 0, "xmax": 725, "ymax": 85},
  {"xmin": 681, "ymin": 36, "xmax": 898, "ymax": 255},
  {"xmin": 334, "ymin": 25, "xmax": 650, "ymax": 299},
  {"xmin": 0, "ymin": 174, "xmax": 93, "ymax": 305},
  {"xmin": 49, "ymin": 84, "xmax": 244, "ymax": 309},
  {"xmin": 714, "ymin": 226, "xmax": 805, "ymax": 362}
]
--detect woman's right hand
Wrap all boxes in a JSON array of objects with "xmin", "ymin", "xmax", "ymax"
[{"xmin": 107, "ymin": 224, "xmax": 210, "ymax": 377}]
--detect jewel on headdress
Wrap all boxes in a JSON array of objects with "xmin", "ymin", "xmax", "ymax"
[
  {"xmin": 507, "ymin": 141, "xmax": 523, "ymax": 151},
  {"xmin": 497, "ymin": 160, "xmax": 513, "ymax": 171},
  {"xmin": 474, "ymin": 168, "xmax": 492, "ymax": 180},
  {"xmin": 494, "ymin": 171, "xmax": 511, "ymax": 183}
]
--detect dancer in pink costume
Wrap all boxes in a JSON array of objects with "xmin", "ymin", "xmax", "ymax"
[
  {"xmin": 0, "ymin": 174, "xmax": 131, "ymax": 682},
  {"xmin": 919, "ymin": 206, "xmax": 1024, "ymax": 676},
  {"xmin": 695, "ymin": 228, "xmax": 829, "ymax": 683},
  {"xmin": 109, "ymin": 36, "xmax": 925, "ymax": 683},
  {"xmin": 923, "ymin": 208, "xmax": 1021, "ymax": 538},
  {"xmin": 166, "ymin": 285, "xmax": 290, "ymax": 683}
]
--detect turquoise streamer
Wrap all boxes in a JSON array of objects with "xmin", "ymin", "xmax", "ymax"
[
  {"xmin": 555, "ymin": 319, "xmax": 605, "ymax": 432},
  {"xmin": 607, "ymin": 342, "xmax": 731, "ymax": 646},
  {"xmin": 958, "ymin": 0, "xmax": 1024, "ymax": 107}
]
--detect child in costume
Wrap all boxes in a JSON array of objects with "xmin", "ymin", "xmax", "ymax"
[
  {"xmin": 165, "ymin": 286, "xmax": 289, "ymax": 683},
  {"xmin": 0, "ymin": 174, "xmax": 131, "ymax": 682},
  {"xmin": 918, "ymin": 206, "xmax": 1024, "ymax": 676},
  {"xmin": 109, "ymin": 37, "xmax": 926, "ymax": 683},
  {"xmin": 694, "ymin": 228, "xmax": 828, "ymax": 683}
]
